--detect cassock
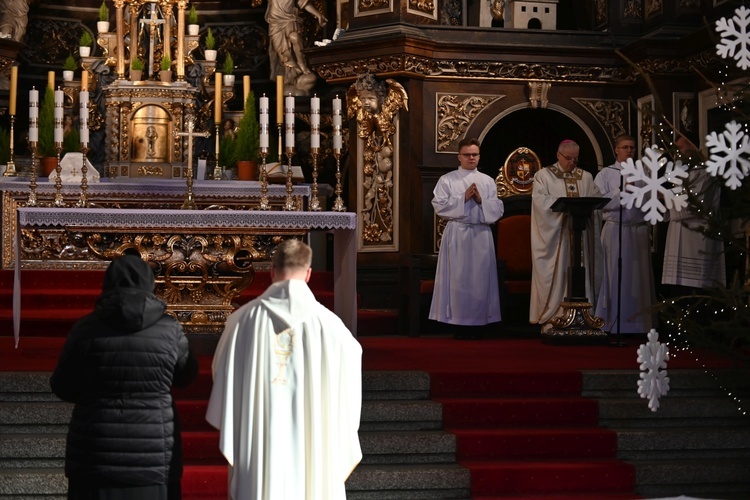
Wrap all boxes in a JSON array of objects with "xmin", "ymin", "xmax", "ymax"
[
  {"xmin": 530, "ymin": 164, "xmax": 601, "ymax": 327},
  {"xmin": 662, "ymin": 168, "xmax": 725, "ymax": 288},
  {"xmin": 594, "ymin": 162, "xmax": 656, "ymax": 334},
  {"xmin": 429, "ymin": 167, "xmax": 505, "ymax": 325},
  {"xmin": 206, "ymin": 279, "xmax": 363, "ymax": 500}
]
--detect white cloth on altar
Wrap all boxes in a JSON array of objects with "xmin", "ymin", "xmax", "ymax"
[
  {"xmin": 45, "ymin": 153, "xmax": 100, "ymax": 183},
  {"xmin": 428, "ymin": 167, "xmax": 504, "ymax": 325},
  {"xmin": 594, "ymin": 162, "xmax": 656, "ymax": 334},
  {"xmin": 662, "ymin": 168, "xmax": 725, "ymax": 288},
  {"xmin": 206, "ymin": 279, "xmax": 362, "ymax": 500},
  {"xmin": 530, "ymin": 164, "xmax": 602, "ymax": 327}
]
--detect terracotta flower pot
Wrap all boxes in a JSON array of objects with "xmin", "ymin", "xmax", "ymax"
[
  {"xmin": 40, "ymin": 156, "xmax": 58, "ymax": 177},
  {"xmin": 159, "ymin": 70, "xmax": 172, "ymax": 83},
  {"xmin": 237, "ymin": 160, "xmax": 257, "ymax": 181},
  {"xmin": 130, "ymin": 69, "xmax": 142, "ymax": 82}
]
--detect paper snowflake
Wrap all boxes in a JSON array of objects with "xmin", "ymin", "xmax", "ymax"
[
  {"xmin": 620, "ymin": 145, "xmax": 689, "ymax": 224},
  {"xmin": 637, "ymin": 328, "xmax": 670, "ymax": 412},
  {"xmin": 716, "ymin": 6, "xmax": 750, "ymax": 70},
  {"xmin": 705, "ymin": 120, "xmax": 750, "ymax": 190}
]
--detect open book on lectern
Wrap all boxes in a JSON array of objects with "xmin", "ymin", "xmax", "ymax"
[{"xmin": 265, "ymin": 162, "xmax": 305, "ymax": 184}]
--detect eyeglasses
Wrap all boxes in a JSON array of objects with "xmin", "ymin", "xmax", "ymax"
[
  {"xmin": 617, "ymin": 145, "xmax": 635, "ymax": 150},
  {"xmin": 557, "ymin": 151, "xmax": 579, "ymax": 162},
  {"xmin": 460, "ymin": 153, "xmax": 480, "ymax": 158}
]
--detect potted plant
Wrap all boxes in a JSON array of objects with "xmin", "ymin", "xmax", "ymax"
[
  {"xmin": 234, "ymin": 90, "xmax": 260, "ymax": 180},
  {"xmin": 159, "ymin": 53, "xmax": 172, "ymax": 83},
  {"xmin": 219, "ymin": 132, "xmax": 237, "ymax": 177},
  {"xmin": 204, "ymin": 27, "xmax": 217, "ymax": 61},
  {"xmin": 63, "ymin": 53, "xmax": 77, "ymax": 81},
  {"xmin": 222, "ymin": 53, "xmax": 235, "ymax": 87},
  {"xmin": 37, "ymin": 86, "xmax": 58, "ymax": 175},
  {"xmin": 97, "ymin": 1, "xmax": 110, "ymax": 33},
  {"xmin": 79, "ymin": 30, "xmax": 93, "ymax": 57},
  {"xmin": 187, "ymin": 4, "xmax": 199, "ymax": 36},
  {"xmin": 130, "ymin": 56, "xmax": 144, "ymax": 82}
]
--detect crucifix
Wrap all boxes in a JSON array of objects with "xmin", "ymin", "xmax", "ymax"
[
  {"xmin": 138, "ymin": 0, "xmax": 166, "ymax": 79},
  {"xmin": 175, "ymin": 114, "xmax": 210, "ymax": 209}
]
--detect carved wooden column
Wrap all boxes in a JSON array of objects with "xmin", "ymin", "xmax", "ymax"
[
  {"xmin": 114, "ymin": 0, "xmax": 126, "ymax": 79},
  {"xmin": 176, "ymin": 0, "xmax": 187, "ymax": 81}
]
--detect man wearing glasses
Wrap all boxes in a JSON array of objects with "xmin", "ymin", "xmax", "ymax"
[
  {"xmin": 529, "ymin": 139, "xmax": 602, "ymax": 333},
  {"xmin": 429, "ymin": 137, "xmax": 505, "ymax": 339}
]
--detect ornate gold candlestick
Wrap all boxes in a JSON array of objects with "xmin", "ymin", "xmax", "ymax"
[
  {"xmin": 283, "ymin": 147, "xmax": 296, "ymax": 211},
  {"xmin": 332, "ymin": 151, "xmax": 346, "ymax": 212},
  {"xmin": 76, "ymin": 144, "xmax": 89, "ymax": 208},
  {"xmin": 27, "ymin": 143, "xmax": 38, "ymax": 207},
  {"xmin": 309, "ymin": 147, "xmax": 321, "ymax": 211},
  {"xmin": 3, "ymin": 116, "xmax": 17, "ymax": 176},
  {"xmin": 176, "ymin": 114, "xmax": 210, "ymax": 210},
  {"xmin": 258, "ymin": 150, "xmax": 271, "ymax": 210},
  {"xmin": 212, "ymin": 123, "xmax": 222, "ymax": 180},
  {"xmin": 53, "ymin": 143, "xmax": 64, "ymax": 206}
]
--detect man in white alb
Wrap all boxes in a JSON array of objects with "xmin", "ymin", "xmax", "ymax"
[{"xmin": 206, "ymin": 239, "xmax": 362, "ymax": 500}]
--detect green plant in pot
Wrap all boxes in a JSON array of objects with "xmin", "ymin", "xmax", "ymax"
[
  {"xmin": 159, "ymin": 53, "xmax": 172, "ymax": 82},
  {"xmin": 235, "ymin": 90, "xmax": 260, "ymax": 180},
  {"xmin": 130, "ymin": 56, "xmax": 144, "ymax": 81},
  {"xmin": 37, "ymin": 86, "xmax": 58, "ymax": 174},
  {"xmin": 204, "ymin": 27, "xmax": 217, "ymax": 61},
  {"xmin": 188, "ymin": 4, "xmax": 199, "ymax": 34},
  {"xmin": 79, "ymin": 30, "xmax": 94, "ymax": 57},
  {"xmin": 98, "ymin": 1, "xmax": 110, "ymax": 32},
  {"xmin": 222, "ymin": 53, "xmax": 235, "ymax": 86},
  {"xmin": 63, "ymin": 53, "xmax": 77, "ymax": 81},
  {"xmin": 219, "ymin": 133, "xmax": 237, "ymax": 176}
]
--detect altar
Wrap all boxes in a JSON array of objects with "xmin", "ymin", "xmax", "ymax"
[{"xmin": 13, "ymin": 207, "xmax": 357, "ymax": 341}]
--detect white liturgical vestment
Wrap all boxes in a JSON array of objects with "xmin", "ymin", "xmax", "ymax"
[
  {"xmin": 206, "ymin": 279, "xmax": 363, "ymax": 500},
  {"xmin": 429, "ymin": 167, "xmax": 505, "ymax": 325}
]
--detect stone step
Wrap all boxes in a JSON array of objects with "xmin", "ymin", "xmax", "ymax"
[
  {"xmin": 596, "ymin": 397, "xmax": 747, "ymax": 428},
  {"xmin": 358, "ymin": 431, "xmax": 456, "ymax": 464},
  {"xmin": 0, "ymin": 468, "xmax": 67, "ymax": 497},
  {"xmin": 582, "ymin": 369, "xmax": 750, "ymax": 399},
  {"xmin": 616, "ymin": 427, "xmax": 750, "ymax": 460},
  {"xmin": 632, "ymin": 458, "xmax": 750, "ymax": 498},
  {"xmin": 345, "ymin": 463, "xmax": 470, "ymax": 500}
]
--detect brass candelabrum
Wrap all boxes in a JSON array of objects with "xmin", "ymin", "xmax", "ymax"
[
  {"xmin": 53, "ymin": 143, "xmax": 64, "ymax": 207},
  {"xmin": 76, "ymin": 144, "xmax": 90, "ymax": 208},
  {"xmin": 258, "ymin": 150, "xmax": 271, "ymax": 210},
  {"xmin": 283, "ymin": 147, "xmax": 296, "ymax": 211},
  {"xmin": 27, "ymin": 143, "xmax": 38, "ymax": 207},
  {"xmin": 3, "ymin": 116, "xmax": 17, "ymax": 176},
  {"xmin": 332, "ymin": 151, "xmax": 346, "ymax": 212},
  {"xmin": 309, "ymin": 147, "xmax": 321, "ymax": 211}
]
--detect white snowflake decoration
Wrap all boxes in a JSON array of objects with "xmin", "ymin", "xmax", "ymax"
[
  {"xmin": 716, "ymin": 6, "xmax": 750, "ymax": 70},
  {"xmin": 705, "ymin": 120, "xmax": 750, "ymax": 190},
  {"xmin": 620, "ymin": 145, "xmax": 689, "ymax": 224},
  {"xmin": 637, "ymin": 328, "xmax": 670, "ymax": 412}
]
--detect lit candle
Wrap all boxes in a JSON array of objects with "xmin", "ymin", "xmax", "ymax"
[
  {"xmin": 214, "ymin": 72, "xmax": 222, "ymax": 124},
  {"xmin": 54, "ymin": 88, "xmax": 64, "ymax": 144},
  {"xmin": 310, "ymin": 94, "xmax": 320, "ymax": 149},
  {"xmin": 243, "ymin": 75, "xmax": 251, "ymax": 110},
  {"xmin": 276, "ymin": 75, "xmax": 283, "ymax": 124},
  {"xmin": 79, "ymin": 90, "xmax": 89, "ymax": 144},
  {"xmin": 81, "ymin": 70, "xmax": 89, "ymax": 92},
  {"xmin": 332, "ymin": 95, "xmax": 342, "ymax": 152},
  {"xmin": 9, "ymin": 66, "xmax": 17, "ymax": 115},
  {"xmin": 285, "ymin": 93, "xmax": 294, "ymax": 149},
  {"xmin": 259, "ymin": 94, "xmax": 269, "ymax": 151},
  {"xmin": 28, "ymin": 87, "xmax": 39, "ymax": 143},
  {"xmin": 47, "ymin": 71, "xmax": 55, "ymax": 90}
]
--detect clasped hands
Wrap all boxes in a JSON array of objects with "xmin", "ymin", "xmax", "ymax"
[{"xmin": 465, "ymin": 183, "xmax": 482, "ymax": 204}]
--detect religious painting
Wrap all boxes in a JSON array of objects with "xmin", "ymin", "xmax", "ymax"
[
  {"xmin": 496, "ymin": 147, "xmax": 540, "ymax": 197},
  {"xmin": 637, "ymin": 95, "xmax": 656, "ymax": 155},
  {"xmin": 673, "ymin": 92, "xmax": 698, "ymax": 145}
]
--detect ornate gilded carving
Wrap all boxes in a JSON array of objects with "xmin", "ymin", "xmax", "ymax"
[
  {"xmin": 572, "ymin": 98, "xmax": 628, "ymax": 143},
  {"xmin": 645, "ymin": 0, "xmax": 662, "ymax": 18},
  {"xmin": 436, "ymin": 94, "xmax": 500, "ymax": 153},
  {"xmin": 21, "ymin": 18, "xmax": 82, "ymax": 66},
  {"xmin": 357, "ymin": 0, "xmax": 391, "ymax": 15},
  {"xmin": 347, "ymin": 74, "xmax": 408, "ymax": 248},
  {"xmin": 496, "ymin": 147, "xmax": 540, "ymax": 197},
  {"xmin": 137, "ymin": 165, "xmax": 165, "ymax": 176},
  {"xmin": 408, "ymin": 0, "xmax": 435, "ymax": 14},
  {"xmin": 595, "ymin": 0, "xmax": 607, "ymax": 25},
  {"xmin": 624, "ymin": 0, "xmax": 643, "ymax": 18}
]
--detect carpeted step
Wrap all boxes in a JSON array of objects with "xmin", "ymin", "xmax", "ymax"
[{"xmin": 438, "ymin": 397, "xmax": 599, "ymax": 428}]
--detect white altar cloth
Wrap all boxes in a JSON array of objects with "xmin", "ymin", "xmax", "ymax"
[{"xmin": 14, "ymin": 208, "xmax": 357, "ymax": 346}]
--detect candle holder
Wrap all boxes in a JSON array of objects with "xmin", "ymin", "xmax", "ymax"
[
  {"xmin": 332, "ymin": 151, "xmax": 346, "ymax": 212},
  {"xmin": 76, "ymin": 144, "xmax": 89, "ymax": 208},
  {"xmin": 53, "ymin": 143, "xmax": 64, "ymax": 207},
  {"xmin": 27, "ymin": 143, "xmax": 38, "ymax": 207},
  {"xmin": 258, "ymin": 150, "xmax": 271, "ymax": 210},
  {"xmin": 283, "ymin": 147, "xmax": 296, "ymax": 211},
  {"xmin": 212, "ymin": 123, "xmax": 222, "ymax": 180},
  {"xmin": 277, "ymin": 123, "xmax": 283, "ymax": 162},
  {"xmin": 309, "ymin": 147, "xmax": 321, "ymax": 211},
  {"xmin": 3, "ymin": 116, "xmax": 17, "ymax": 176}
]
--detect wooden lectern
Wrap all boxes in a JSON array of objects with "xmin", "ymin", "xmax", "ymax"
[{"xmin": 544, "ymin": 196, "xmax": 609, "ymax": 344}]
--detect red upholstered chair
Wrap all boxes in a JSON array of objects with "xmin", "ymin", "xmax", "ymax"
[{"xmin": 495, "ymin": 212, "xmax": 533, "ymax": 324}]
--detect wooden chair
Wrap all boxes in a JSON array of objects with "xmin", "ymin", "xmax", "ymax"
[{"xmin": 495, "ymin": 195, "xmax": 533, "ymax": 324}]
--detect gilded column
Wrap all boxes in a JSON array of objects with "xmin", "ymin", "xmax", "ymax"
[
  {"xmin": 176, "ymin": 0, "xmax": 187, "ymax": 81},
  {"xmin": 161, "ymin": 0, "xmax": 174, "ymax": 69},
  {"xmin": 129, "ymin": 2, "xmax": 139, "ymax": 68},
  {"xmin": 114, "ymin": 0, "xmax": 127, "ymax": 79}
]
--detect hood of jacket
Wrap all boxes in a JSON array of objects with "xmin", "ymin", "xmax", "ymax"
[{"xmin": 94, "ymin": 255, "xmax": 167, "ymax": 332}]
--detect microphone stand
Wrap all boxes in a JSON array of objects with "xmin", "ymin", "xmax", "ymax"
[{"xmin": 610, "ymin": 166, "xmax": 628, "ymax": 347}]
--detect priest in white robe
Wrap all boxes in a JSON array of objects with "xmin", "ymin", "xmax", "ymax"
[
  {"xmin": 530, "ymin": 140, "xmax": 602, "ymax": 331},
  {"xmin": 594, "ymin": 134, "xmax": 656, "ymax": 334},
  {"xmin": 206, "ymin": 239, "xmax": 363, "ymax": 500},
  {"xmin": 428, "ymin": 137, "xmax": 505, "ymax": 336}
]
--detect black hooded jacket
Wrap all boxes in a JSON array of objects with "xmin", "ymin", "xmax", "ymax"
[{"xmin": 50, "ymin": 255, "xmax": 196, "ymax": 487}]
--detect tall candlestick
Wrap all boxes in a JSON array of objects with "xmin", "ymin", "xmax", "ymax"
[
  {"xmin": 9, "ymin": 66, "xmax": 17, "ymax": 115},
  {"xmin": 215, "ymin": 72, "xmax": 222, "ymax": 124},
  {"xmin": 310, "ymin": 94, "xmax": 320, "ymax": 149},
  {"xmin": 54, "ymin": 88, "xmax": 64, "ymax": 144},
  {"xmin": 243, "ymin": 75, "xmax": 251, "ymax": 110},
  {"xmin": 276, "ymin": 75, "xmax": 283, "ymax": 124},
  {"xmin": 333, "ymin": 95, "xmax": 342, "ymax": 152},
  {"xmin": 285, "ymin": 94, "xmax": 294, "ymax": 149},
  {"xmin": 29, "ymin": 88, "xmax": 39, "ymax": 142},
  {"xmin": 47, "ymin": 71, "xmax": 55, "ymax": 90},
  {"xmin": 259, "ymin": 94, "xmax": 269, "ymax": 151},
  {"xmin": 79, "ymin": 90, "xmax": 89, "ymax": 144},
  {"xmin": 81, "ymin": 70, "xmax": 89, "ymax": 92}
]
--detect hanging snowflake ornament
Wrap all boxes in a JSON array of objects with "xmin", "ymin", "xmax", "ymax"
[
  {"xmin": 620, "ymin": 145, "xmax": 689, "ymax": 224},
  {"xmin": 637, "ymin": 328, "xmax": 670, "ymax": 412},
  {"xmin": 716, "ymin": 6, "xmax": 750, "ymax": 70},
  {"xmin": 705, "ymin": 120, "xmax": 750, "ymax": 190}
]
